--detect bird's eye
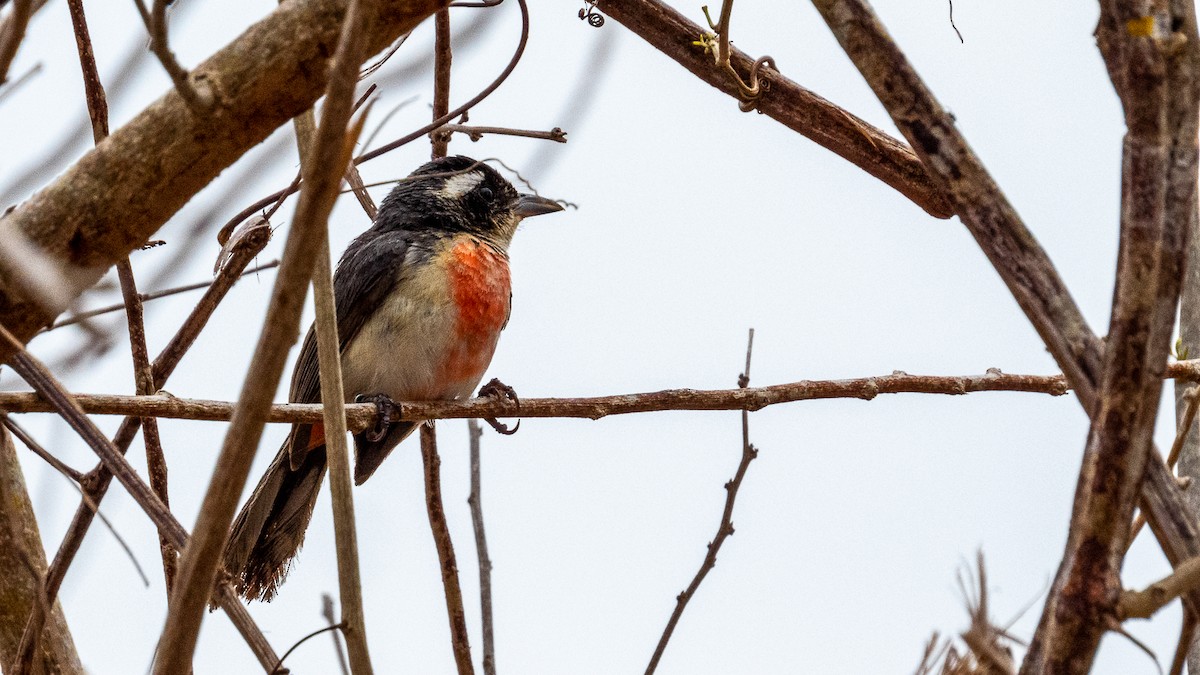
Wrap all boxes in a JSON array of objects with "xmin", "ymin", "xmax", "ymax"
[{"xmin": 478, "ymin": 187, "xmax": 494, "ymax": 202}]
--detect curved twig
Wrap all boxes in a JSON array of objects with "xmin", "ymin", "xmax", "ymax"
[{"xmin": 354, "ymin": 0, "xmax": 531, "ymax": 164}]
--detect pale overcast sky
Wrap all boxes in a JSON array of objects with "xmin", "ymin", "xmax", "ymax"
[{"xmin": 0, "ymin": 0, "xmax": 1180, "ymax": 673}]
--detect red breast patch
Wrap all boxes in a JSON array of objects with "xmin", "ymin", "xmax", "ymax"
[{"xmin": 441, "ymin": 238, "xmax": 512, "ymax": 384}]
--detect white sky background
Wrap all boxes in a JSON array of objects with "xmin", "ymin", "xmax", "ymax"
[{"xmin": 0, "ymin": 0, "xmax": 1183, "ymax": 672}]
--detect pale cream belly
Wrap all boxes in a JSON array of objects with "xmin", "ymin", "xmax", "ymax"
[{"xmin": 338, "ymin": 240, "xmax": 508, "ymax": 403}]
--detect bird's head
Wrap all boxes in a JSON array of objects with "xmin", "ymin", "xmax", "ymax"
[{"xmin": 374, "ymin": 156, "xmax": 563, "ymax": 248}]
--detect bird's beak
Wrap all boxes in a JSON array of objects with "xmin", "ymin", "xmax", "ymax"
[{"xmin": 514, "ymin": 193, "xmax": 564, "ymax": 218}]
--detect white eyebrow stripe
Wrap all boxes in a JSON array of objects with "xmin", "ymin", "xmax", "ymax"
[{"xmin": 436, "ymin": 172, "xmax": 484, "ymax": 200}]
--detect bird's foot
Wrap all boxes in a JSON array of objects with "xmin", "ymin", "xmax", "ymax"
[
  {"xmin": 355, "ymin": 393, "xmax": 401, "ymax": 443},
  {"xmin": 477, "ymin": 378, "xmax": 520, "ymax": 435}
]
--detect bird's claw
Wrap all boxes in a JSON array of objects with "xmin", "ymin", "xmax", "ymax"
[
  {"xmin": 478, "ymin": 378, "xmax": 520, "ymax": 435},
  {"xmin": 356, "ymin": 393, "xmax": 400, "ymax": 443}
]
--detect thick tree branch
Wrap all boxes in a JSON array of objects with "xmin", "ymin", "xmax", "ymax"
[
  {"xmin": 0, "ymin": 0, "xmax": 448, "ymax": 358},
  {"xmin": 0, "ymin": 426, "xmax": 82, "ymax": 675},
  {"xmin": 1022, "ymin": 0, "xmax": 1199, "ymax": 669},
  {"xmin": 805, "ymin": 2, "xmax": 1200, "ymax": 671}
]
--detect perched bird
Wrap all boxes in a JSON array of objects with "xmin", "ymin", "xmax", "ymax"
[{"xmin": 223, "ymin": 155, "xmax": 562, "ymax": 601}]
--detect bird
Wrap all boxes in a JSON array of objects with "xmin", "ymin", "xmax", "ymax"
[{"xmin": 223, "ymin": 155, "xmax": 563, "ymax": 601}]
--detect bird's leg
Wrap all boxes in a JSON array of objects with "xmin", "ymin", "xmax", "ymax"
[
  {"xmin": 477, "ymin": 378, "xmax": 520, "ymax": 435},
  {"xmin": 355, "ymin": 393, "xmax": 401, "ymax": 442}
]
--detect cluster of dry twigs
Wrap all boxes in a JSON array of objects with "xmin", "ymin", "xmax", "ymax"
[{"xmin": 3, "ymin": 0, "xmax": 1200, "ymax": 673}]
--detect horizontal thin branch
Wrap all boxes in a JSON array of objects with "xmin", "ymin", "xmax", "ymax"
[
  {"xmin": 441, "ymin": 123, "xmax": 566, "ymax": 143},
  {"xmin": 46, "ymin": 260, "xmax": 280, "ymax": 330},
  {"xmin": 7, "ymin": 364, "xmax": 1200, "ymax": 429}
]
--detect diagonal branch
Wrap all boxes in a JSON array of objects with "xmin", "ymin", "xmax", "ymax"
[
  {"xmin": 0, "ymin": 327, "xmax": 281, "ymax": 674},
  {"xmin": 131, "ymin": 0, "xmax": 205, "ymax": 109},
  {"xmin": 0, "ymin": 0, "xmax": 449, "ymax": 358},
  {"xmin": 805, "ymin": 1, "xmax": 1200, "ymax": 672},
  {"xmin": 1020, "ymin": 0, "xmax": 1200, "ymax": 668},
  {"xmin": 13, "ymin": 219, "xmax": 275, "ymax": 671},
  {"xmin": 595, "ymin": 0, "xmax": 952, "ymax": 219},
  {"xmin": 0, "ymin": 0, "xmax": 33, "ymax": 85}
]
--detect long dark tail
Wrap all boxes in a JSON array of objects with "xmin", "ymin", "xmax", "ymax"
[{"xmin": 224, "ymin": 437, "xmax": 327, "ymax": 602}]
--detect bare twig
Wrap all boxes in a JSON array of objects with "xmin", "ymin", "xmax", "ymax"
[
  {"xmin": 955, "ymin": 553, "xmax": 1017, "ymax": 674},
  {"xmin": 595, "ymin": 0, "xmax": 951, "ymax": 219},
  {"xmin": 153, "ymin": 0, "xmax": 378, "ymax": 668},
  {"xmin": 426, "ymin": 13, "xmax": 476, "ymax": 671},
  {"xmin": 313, "ymin": 236, "xmax": 373, "ymax": 667},
  {"xmin": 1121, "ymin": 556, "xmax": 1200, "ymax": 621},
  {"xmin": 117, "ymin": 259, "xmax": 177, "ymax": 594},
  {"xmin": 1127, "ymin": 387, "xmax": 1200, "ymax": 551},
  {"xmin": 0, "ymin": 325, "xmax": 281, "ymax": 672},
  {"xmin": 467, "ymin": 419, "xmax": 495, "ymax": 675},
  {"xmin": 646, "ymin": 328, "xmax": 757, "ymax": 673},
  {"xmin": 131, "ymin": 0, "xmax": 206, "ymax": 108},
  {"xmin": 13, "ymin": 363, "xmax": 1200, "ymax": 427},
  {"xmin": 13, "ymin": 220, "xmax": 278, "ymax": 671},
  {"xmin": 0, "ymin": 0, "xmax": 33, "ymax": 85},
  {"xmin": 442, "ymin": 123, "xmax": 566, "ymax": 143},
  {"xmin": 287, "ymin": 19, "xmax": 375, "ymax": 666},
  {"xmin": 355, "ymin": 0, "xmax": 530, "ymax": 165},
  {"xmin": 67, "ymin": 0, "xmax": 177, "ymax": 596},
  {"xmin": 431, "ymin": 8, "xmax": 451, "ymax": 158},
  {"xmin": 421, "ymin": 424, "xmax": 475, "ymax": 674},
  {"xmin": 0, "ymin": 61, "xmax": 38, "ymax": 103},
  {"xmin": 65, "ymin": 0, "xmax": 108, "ymax": 142},
  {"xmin": 342, "ymin": 165, "xmax": 378, "ymax": 221},
  {"xmin": 46, "ymin": 260, "xmax": 280, "ymax": 331},
  {"xmin": 271, "ymin": 623, "xmax": 346, "ymax": 674},
  {"xmin": 322, "ymin": 594, "xmax": 351, "ymax": 675}
]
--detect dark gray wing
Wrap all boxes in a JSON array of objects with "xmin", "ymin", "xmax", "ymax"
[{"xmin": 287, "ymin": 229, "xmax": 410, "ymax": 462}]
